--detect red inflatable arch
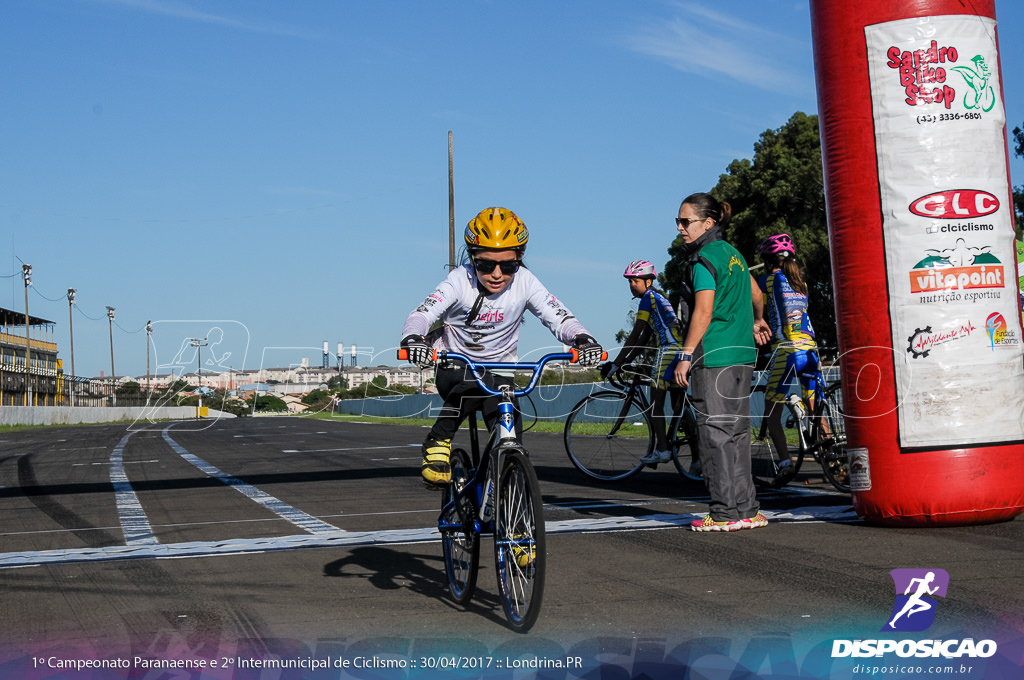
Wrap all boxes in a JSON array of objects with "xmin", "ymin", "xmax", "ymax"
[{"xmin": 810, "ymin": 0, "xmax": 1024, "ymax": 525}]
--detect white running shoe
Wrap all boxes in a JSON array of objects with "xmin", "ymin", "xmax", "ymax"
[{"xmin": 640, "ymin": 449, "xmax": 672, "ymax": 464}]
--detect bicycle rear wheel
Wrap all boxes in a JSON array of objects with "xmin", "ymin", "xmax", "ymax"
[
  {"xmin": 750, "ymin": 420, "xmax": 781, "ymax": 489},
  {"xmin": 670, "ymin": 407, "xmax": 704, "ymax": 481},
  {"xmin": 440, "ymin": 448, "xmax": 479, "ymax": 604},
  {"xmin": 749, "ymin": 387, "xmax": 783, "ymax": 488},
  {"xmin": 493, "ymin": 447, "xmax": 545, "ymax": 632},
  {"xmin": 815, "ymin": 382, "xmax": 851, "ymax": 493},
  {"xmin": 563, "ymin": 391, "xmax": 650, "ymax": 481}
]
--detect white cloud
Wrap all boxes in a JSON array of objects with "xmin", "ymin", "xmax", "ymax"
[
  {"xmin": 89, "ymin": 0, "xmax": 319, "ymax": 39},
  {"xmin": 621, "ymin": 2, "xmax": 806, "ymax": 93}
]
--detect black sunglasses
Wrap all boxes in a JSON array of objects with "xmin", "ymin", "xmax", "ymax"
[{"xmin": 474, "ymin": 258, "xmax": 520, "ymax": 275}]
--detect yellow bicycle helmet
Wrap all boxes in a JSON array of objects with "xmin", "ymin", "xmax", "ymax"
[{"xmin": 464, "ymin": 207, "xmax": 529, "ymax": 254}]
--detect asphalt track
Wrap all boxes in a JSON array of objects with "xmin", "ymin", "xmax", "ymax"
[{"xmin": 1, "ymin": 415, "xmax": 1021, "ymax": 677}]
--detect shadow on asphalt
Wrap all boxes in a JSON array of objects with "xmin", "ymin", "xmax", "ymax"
[{"xmin": 322, "ymin": 546, "xmax": 510, "ymax": 628}]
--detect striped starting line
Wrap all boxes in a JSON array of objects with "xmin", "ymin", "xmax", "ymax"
[{"xmin": 0, "ymin": 425, "xmax": 858, "ymax": 568}]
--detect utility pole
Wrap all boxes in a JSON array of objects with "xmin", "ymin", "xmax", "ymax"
[
  {"xmin": 146, "ymin": 321, "xmax": 153, "ymax": 397},
  {"xmin": 67, "ymin": 288, "xmax": 76, "ymax": 406},
  {"xmin": 189, "ymin": 337, "xmax": 208, "ymax": 414},
  {"xmin": 22, "ymin": 264, "xmax": 32, "ymax": 406},
  {"xmin": 106, "ymin": 306, "xmax": 115, "ymax": 405},
  {"xmin": 448, "ymin": 130, "xmax": 455, "ymax": 270}
]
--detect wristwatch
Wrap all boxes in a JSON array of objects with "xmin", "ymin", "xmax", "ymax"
[{"xmin": 678, "ymin": 352, "xmax": 693, "ymax": 363}]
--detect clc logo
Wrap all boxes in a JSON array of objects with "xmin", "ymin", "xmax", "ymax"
[
  {"xmin": 882, "ymin": 569, "xmax": 950, "ymax": 632},
  {"xmin": 910, "ymin": 190, "xmax": 999, "ymax": 219}
]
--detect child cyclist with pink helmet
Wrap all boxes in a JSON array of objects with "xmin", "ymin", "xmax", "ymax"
[
  {"xmin": 602, "ymin": 259, "xmax": 686, "ymax": 465},
  {"xmin": 756, "ymin": 233, "xmax": 819, "ymax": 487}
]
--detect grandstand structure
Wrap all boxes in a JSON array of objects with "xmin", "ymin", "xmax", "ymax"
[{"xmin": 0, "ymin": 305, "xmax": 62, "ymax": 406}]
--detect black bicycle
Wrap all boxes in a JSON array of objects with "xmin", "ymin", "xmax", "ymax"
[
  {"xmin": 562, "ymin": 367, "xmax": 701, "ymax": 482},
  {"xmin": 403, "ymin": 348, "xmax": 597, "ymax": 631},
  {"xmin": 749, "ymin": 364, "xmax": 849, "ymax": 492}
]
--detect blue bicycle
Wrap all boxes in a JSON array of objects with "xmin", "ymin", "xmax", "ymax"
[{"xmin": 401, "ymin": 348, "xmax": 600, "ymax": 631}]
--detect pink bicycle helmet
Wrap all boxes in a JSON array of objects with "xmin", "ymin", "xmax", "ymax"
[
  {"xmin": 759, "ymin": 233, "xmax": 796, "ymax": 259},
  {"xmin": 623, "ymin": 259, "xmax": 657, "ymax": 278}
]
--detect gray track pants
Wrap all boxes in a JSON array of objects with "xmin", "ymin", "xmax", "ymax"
[{"xmin": 690, "ymin": 363, "xmax": 759, "ymax": 522}]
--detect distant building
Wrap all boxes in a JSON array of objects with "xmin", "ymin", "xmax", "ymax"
[{"xmin": 0, "ymin": 306, "xmax": 61, "ymax": 406}]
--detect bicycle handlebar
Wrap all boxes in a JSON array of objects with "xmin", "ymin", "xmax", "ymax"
[{"xmin": 397, "ymin": 348, "xmax": 607, "ymax": 397}]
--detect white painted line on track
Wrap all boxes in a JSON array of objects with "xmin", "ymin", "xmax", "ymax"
[
  {"xmin": 110, "ymin": 431, "xmax": 159, "ymax": 546},
  {"xmin": 0, "ymin": 505, "xmax": 858, "ymax": 568},
  {"xmin": 162, "ymin": 424, "xmax": 342, "ymax": 535},
  {"xmin": 282, "ymin": 444, "xmax": 420, "ymax": 454}
]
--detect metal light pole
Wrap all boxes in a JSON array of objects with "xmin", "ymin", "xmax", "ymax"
[
  {"xmin": 22, "ymin": 264, "xmax": 32, "ymax": 406},
  {"xmin": 448, "ymin": 130, "xmax": 456, "ymax": 270},
  {"xmin": 189, "ymin": 337, "xmax": 208, "ymax": 413},
  {"xmin": 106, "ymin": 306, "xmax": 115, "ymax": 405},
  {"xmin": 67, "ymin": 288, "xmax": 76, "ymax": 406},
  {"xmin": 146, "ymin": 321, "xmax": 152, "ymax": 398}
]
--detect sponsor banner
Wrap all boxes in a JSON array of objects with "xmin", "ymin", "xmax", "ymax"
[{"xmin": 866, "ymin": 15, "xmax": 1024, "ymax": 448}]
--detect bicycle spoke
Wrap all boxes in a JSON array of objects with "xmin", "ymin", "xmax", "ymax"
[
  {"xmin": 564, "ymin": 390, "xmax": 649, "ymax": 481},
  {"xmin": 494, "ymin": 450, "xmax": 545, "ymax": 631},
  {"xmin": 441, "ymin": 449, "xmax": 479, "ymax": 603},
  {"xmin": 816, "ymin": 382, "xmax": 851, "ymax": 492}
]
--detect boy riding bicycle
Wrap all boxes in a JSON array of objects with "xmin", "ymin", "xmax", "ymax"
[{"xmin": 401, "ymin": 207, "xmax": 604, "ymax": 489}]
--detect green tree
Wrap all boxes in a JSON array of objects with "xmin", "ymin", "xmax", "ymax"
[
  {"xmin": 339, "ymin": 375, "xmax": 417, "ymax": 399},
  {"xmin": 662, "ymin": 111, "xmax": 836, "ymax": 351},
  {"xmin": 248, "ymin": 394, "xmax": 287, "ymax": 412},
  {"xmin": 116, "ymin": 381, "xmax": 141, "ymax": 397}
]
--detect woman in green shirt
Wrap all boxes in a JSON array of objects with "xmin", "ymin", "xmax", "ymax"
[{"xmin": 673, "ymin": 192, "xmax": 771, "ymax": 532}]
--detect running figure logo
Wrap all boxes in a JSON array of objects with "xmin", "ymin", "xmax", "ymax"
[{"xmin": 882, "ymin": 568, "xmax": 950, "ymax": 632}]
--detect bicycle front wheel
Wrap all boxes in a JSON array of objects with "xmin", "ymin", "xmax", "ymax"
[
  {"xmin": 670, "ymin": 407, "xmax": 704, "ymax": 481},
  {"xmin": 440, "ymin": 448, "xmax": 479, "ymax": 604},
  {"xmin": 563, "ymin": 391, "xmax": 651, "ymax": 481},
  {"xmin": 815, "ymin": 382, "xmax": 851, "ymax": 493},
  {"xmin": 493, "ymin": 447, "xmax": 545, "ymax": 632}
]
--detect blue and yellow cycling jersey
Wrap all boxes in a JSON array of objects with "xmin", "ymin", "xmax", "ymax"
[
  {"xmin": 636, "ymin": 289, "xmax": 684, "ymax": 348},
  {"xmin": 759, "ymin": 269, "xmax": 816, "ymax": 350}
]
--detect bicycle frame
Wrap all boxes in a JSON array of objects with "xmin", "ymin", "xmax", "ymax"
[
  {"xmin": 562, "ymin": 366, "xmax": 700, "ymax": 482},
  {"xmin": 605, "ymin": 369, "xmax": 690, "ymax": 437},
  {"xmin": 755, "ymin": 354, "xmax": 849, "ymax": 492},
  {"xmin": 438, "ymin": 350, "xmax": 576, "ymax": 527},
  {"xmin": 407, "ymin": 348, "xmax": 596, "ymax": 631}
]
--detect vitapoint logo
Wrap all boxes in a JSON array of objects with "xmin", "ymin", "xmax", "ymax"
[{"xmin": 832, "ymin": 569, "xmax": 998, "ymax": 659}]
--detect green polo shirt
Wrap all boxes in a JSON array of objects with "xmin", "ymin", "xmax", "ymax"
[{"xmin": 692, "ymin": 240, "xmax": 756, "ymax": 368}]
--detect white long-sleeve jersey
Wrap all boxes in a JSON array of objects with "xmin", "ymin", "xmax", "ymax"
[{"xmin": 402, "ymin": 264, "xmax": 590, "ymax": 362}]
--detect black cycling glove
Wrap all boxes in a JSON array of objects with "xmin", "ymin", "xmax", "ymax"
[
  {"xmin": 400, "ymin": 334, "xmax": 433, "ymax": 368},
  {"xmin": 572, "ymin": 334, "xmax": 604, "ymax": 367}
]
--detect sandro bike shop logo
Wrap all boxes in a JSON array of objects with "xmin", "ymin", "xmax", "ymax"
[
  {"xmin": 886, "ymin": 39, "xmax": 958, "ymax": 108},
  {"xmin": 832, "ymin": 569, "xmax": 997, "ymax": 661},
  {"xmin": 886, "ymin": 38, "xmax": 997, "ymax": 111}
]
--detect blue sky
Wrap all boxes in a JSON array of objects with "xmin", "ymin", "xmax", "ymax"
[{"xmin": 2, "ymin": 0, "xmax": 1023, "ymax": 379}]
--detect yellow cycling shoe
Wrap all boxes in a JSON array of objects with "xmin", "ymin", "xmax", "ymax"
[
  {"xmin": 420, "ymin": 437, "xmax": 452, "ymax": 489},
  {"xmin": 510, "ymin": 535, "xmax": 535, "ymax": 568}
]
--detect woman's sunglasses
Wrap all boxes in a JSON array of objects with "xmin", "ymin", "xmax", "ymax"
[{"xmin": 474, "ymin": 258, "xmax": 521, "ymax": 275}]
